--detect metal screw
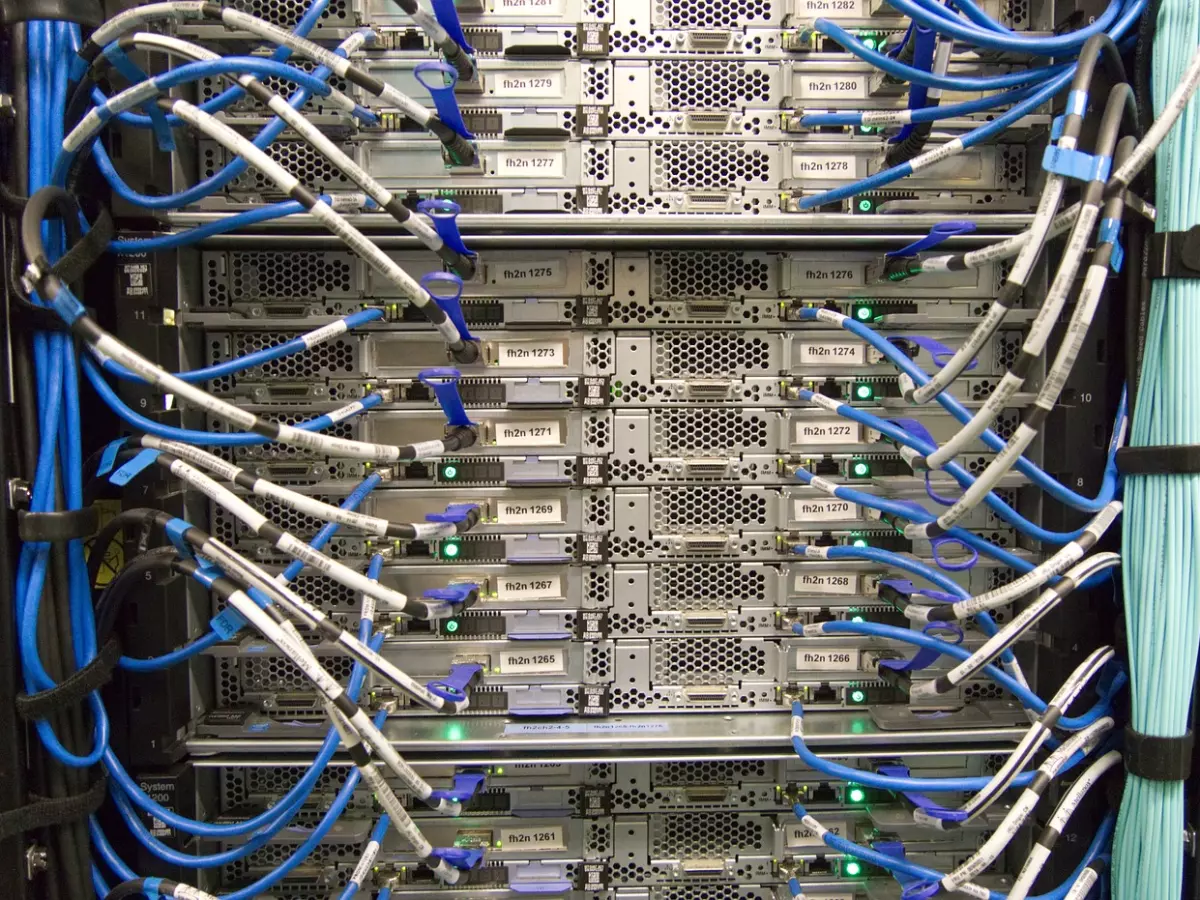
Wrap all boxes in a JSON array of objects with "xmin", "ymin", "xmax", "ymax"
[
  {"xmin": 7, "ymin": 478, "xmax": 31, "ymax": 509},
  {"xmin": 25, "ymin": 844, "xmax": 48, "ymax": 879}
]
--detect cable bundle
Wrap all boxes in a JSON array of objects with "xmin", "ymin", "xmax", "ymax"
[{"xmin": 1112, "ymin": 1, "xmax": 1200, "ymax": 895}]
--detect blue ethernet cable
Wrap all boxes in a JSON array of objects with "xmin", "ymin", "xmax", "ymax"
[
  {"xmin": 800, "ymin": 83, "xmax": 1040, "ymax": 128},
  {"xmin": 339, "ymin": 811, "xmax": 393, "ymax": 900},
  {"xmin": 81, "ymin": 356, "xmax": 384, "ymax": 446},
  {"xmin": 793, "ymin": 308, "xmax": 1123, "ymax": 513},
  {"xmin": 100, "ymin": 308, "xmax": 384, "ymax": 384}
]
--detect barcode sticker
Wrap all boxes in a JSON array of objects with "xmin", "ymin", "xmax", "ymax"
[
  {"xmin": 493, "ymin": 420, "xmax": 562, "ymax": 446},
  {"xmin": 496, "ymin": 498, "xmax": 564, "ymax": 525}
]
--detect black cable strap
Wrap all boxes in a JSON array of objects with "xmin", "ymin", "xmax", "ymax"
[
  {"xmin": 17, "ymin": 505, "xmax": 99, "ymax": 542},
  {"xmin": 0, "ymin": 776, "xmax": 107, "ymax": 840},
  {"xmin": 51, "ymin": 207, "xmax": 113, "ymax": 285},
  {"xmin": 1148, "ymin": 225, "xmax": 1200, "ymax": 279},
  {"xmin": 1125, "ymin": 728, "xmax": 1194, "ymax": 781},
  {"xmin": 1115, "ymin": 444, "xmax": 1200, "ymax": 475},
  {"xmin": 15, "ymin": 637, "xmax": 122, "ymax": 721}
]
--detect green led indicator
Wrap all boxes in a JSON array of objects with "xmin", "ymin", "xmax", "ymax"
[
  {"xmin": 855, "ymin": 305, "xmax": 874, "ymax": 321},
  {"xmin": 858, "ymin": 199, "xmax": 874, "ymax": 212},
  {"xmin": 852, "ymin": 537, "xmax": 869, "ymax": 548},
  {"xmin": 848, "ymin": 786, "xmax": 866, "ymax": 804},
  {"xmin": 444, "ymin": 618, "xmax": 460, "ymax": 634},
  {"xmin": 854, "ymin": 383, "xmax": 874, "ymax": 401},
  {"xmin": 844, "ymin": 860, "xmax": 863, "ymax": 877},
  {"xmin": 851, "ymin": 615, "xmax": 865, "ymax": 624},
  {"xmin": 442, "ymin": 464, "xmax": 459, "ymax": 481},
  {"xmin": 850, "ymin": 689, "xmax": 867, "ymax": 703},
  {"xmin": 852, "ymin": 460, "xmax": 871, "ymax": 477},
  {"xmin": 861, "ymin": 37, "xmax": 876, "ymax": 48},
  {"xmin": 444, "ymin": 722, "xmax": 467, "ymax": 741},
  {"xmin": 441, "ymin": 540, "xmax": 461, "ymax": 559}
]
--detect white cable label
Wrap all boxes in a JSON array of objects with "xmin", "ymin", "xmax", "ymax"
[
  {"xmin": 496, "ymin": 574, "xmax": 563, "ymax": 600},
  {"xmin": 350, "ymin": 840, "xmax": 380, "ymax": 886},
  {"xmin": 793, "ymin": 572, "xmax": 858, "ymax": 595},
  {"xmin": 499, "ymin": 647, "xmax": 565, "ymax": 674},
  {"xmin": 794, "ymin": 418, "xmax": 861, "ymax": 445},
  {"xmin": 496, "ymin": 498, "xmax": 563, "ymax": 525},
  {"xmin": 494, "ymin": 420, "xmax": 562, "ymax": 446},
  {"xmin": 495, "ymin": 151, "xmax": 565, "ymax": 178},
  {"xmin": 491, "ymin": 71, "xmax": 565, "ymax": 98},
  {"xmin": 410, "ymin": 439, "xmax": 448, "ymax": 459},
  {"xmin": 301, "ymin": 320, "xmax": 350, "ymax": 348},
  {"xmin": 493, "ymin": 340, "xmax": 566, "ymax": 367}
]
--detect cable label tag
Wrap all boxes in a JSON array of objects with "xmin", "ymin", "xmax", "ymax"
[
  {"xmin": 110, "ymin": 448, "xmax": 160, "ymax": 486},
  {"xmin": 98, "ymin": 438, "xmax": 128, "ymax": 476},
  {"xmin": 350, "ymin": 840, "xmax": 381, "ymax": 886}
]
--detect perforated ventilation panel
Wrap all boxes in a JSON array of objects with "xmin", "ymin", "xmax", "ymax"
[
  {"xmin": 652, "ymin": 638, "xmax": 769, "ymax": 683},
  {"xmin": 217, "ymin": 251, "xmax": 357, "ymax": 303},
  {"xmin": 652, "ymin": 409, "xmax": 771, "ymax": 454},
  {"xmin": 217, "ymin": 653, "xmax": 356, "ymax": 707},
  {"xmin": 656, "ymin": 0, "xmax": 772, "ymax": 28},
  {"xmin": 652, "ymin": 760, "xmax": 768, "ymax": 785},
  {"xmin": 203, "ymin": 140, "xmax": 355, "ymax": 195},
  {"xmin": 650, "ymin": 564, "xmax": 768, "ymax": 610},
  {"xmin": 652, "ymin": 142, "xmax": 773, "ymax": 190},
  {"xmin": 651, "ymin": 253, "xmax": 774, "ymax": 299},
  {"xmin": 652, "ymin": 487, "xmax": 767, "ymax": 532},
  {"xmin": 654, "ymin": 886, "xmax": 775, "ymax": 900},
  {"xmin": 650, "ymin": 812, "xmax": 767, "ymax": 857},
  {"xmin": 207, "ymin": 333, "xmax": 356, "ymax": 383},
  {"xmin": 653, "ymin": 332, "xmax": 772, "ymax": 377},
  {"xmin": 652, "ymin": 62, "xmax": 773, "ymax": 109},
  {"xmin": 585, "ymin": 256, "xmax": 612, "ymax": 294},
  {"xmin": 232, "ymin": 0, "xmax": 351, "ymax": 25}
]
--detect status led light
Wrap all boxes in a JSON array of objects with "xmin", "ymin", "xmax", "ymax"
[
  {"xmin": 852, "ymin": 538, "xmax": 869, "ymax": 548},
  {"xmin": 844, "ymin": 860, "xmax": 863, "ymax": 877},
  {"xmin": 858, "ymin": 199, "xmax": 874, "ymax": 212},
  {"xmin": 854, "ymin": 383, "xmax": 874, "ymax": 401},
  {"xmin": 850, "ymin": 689, "xmax": 867, "ymax": 703},
  {"xmin": 442, "ymin": 464, "xmax": 459, "ymax": 481},
  {"xmin": 855, "ymin": 305, "xmax": 874, "ymax": 321},
  {"xmin": 848, "ymin": 786, "xmax": 866, "ymax": 803},
  {"xmin": 444, "ymin": 619, "xmax": 460, "ymax": 634},
  {"xmin": 852, "ymin": 460, "xmax": 871, "ymax": 477},
  {"xmin": 441, "ymin": 540, "xmax": 462, "ymax": 559}
]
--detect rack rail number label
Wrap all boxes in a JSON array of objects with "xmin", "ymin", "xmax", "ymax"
[
  {"xmin": 792, "ymin": 155, "xmax": 859, "ymax": 177},
  {"xmin": 793, "ymin": 499, "xmax": 859, "ymax": 522},
  {"xmin": 494, "ymin": 420, "xmax": 562, "ymax": 447},
  {"xmin": 494, "ymin": 340, "xmax": 566, "ymax": 368},
  {"xmin": 497, "ymin": 825, "xmax": 566, "ymax": 850},
  {"xmin": 796, "ymin": 649, "xmax": 859, "ymax": 671},
  {"xmin": 489, "ymin": 259, "xmax": 565, "ymax": 286},
  {"xmin": 496, "ymin": 499, "xmax": 563, "ymax": 525},
  {"xmin": 496, "ymin": 574, "xmax": 563, "ymax": 600},
  {"xmin": 793, "ymin": 573, "xmax": 858, "ymax": 595},
  {"xmin": 796, "ymin": 0, "xmax": 863, "ymax": 14},
  {"xmin": 794, "ymin": 419, "xmax": 861, "ymax": 445},
  {"xmin": 492, "ymin": 71, "xmax": 565, "ymax": 98},
  {"xmin": 499, "ymin": 648, "xmax": 565, "ymax": 674},
  {"xmin": 796, "ymin": 342, "xmax": 866, "ymax": 366},
  {"xmin": 495, "ymin": 151, "xmax": 565, "ymax": 178},
  {"xmin": 797, "ymin": 74, "xmax": 868, "ymax": 99}
]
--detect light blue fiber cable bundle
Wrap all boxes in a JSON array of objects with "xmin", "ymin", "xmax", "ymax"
[{"xmin": 1112, "ymin": 1, "xmax": 1200, "ymax": 895}]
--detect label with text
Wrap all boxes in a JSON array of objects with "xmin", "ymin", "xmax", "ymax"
[
  {"xmin": 495, "ymin": 340, "xmax": 566, "ymax": 368},
  {"xmin": 793, "ymin": 498, "xmax": 860, "ymax": 522},
  {"xmin": 796, "ymin": 74, "xmax": 867, "ymax": 98},
  {"xmin": 796, "ymin": 342, "xmax": 866, "ymax": 366},
  {"xmin": 794, "ymin": 418, "xmax": 861, "ymax": 445},
  {"xmin": 792, "ymin": 154, "xmax": 858, "ymax": 177},
  {"xmin": 496, "ymin": 498, "xmax": 564, "ymax": 526},
  {"xmin": 492, "ymin": 0, "xmax": 564, "ymax": 13},
  {"xmin": 795, "ymin": 0, "xmax": 863, "ymax": 14},
  {"xmin": 496, "ymin": 573, "xmax": 564, "ymax": 601},
  {"xmin": 497, "ymin": 825, "xmax": 566, "ymax": 851},
  {"xmin": 495, "ymin": 151, "xmax": 566, "ymax": 178},
  {"xmin": 489, "ymin": 259, "xmax": 566, "ymax": 286},
  {"xmin": 795, "ymin": 648, "xmax": 860, "ymax": 671},
  {"xmin": 491, "ymin": 70, "xmax": 565, "ymax": 98},
  {"xmin": 792, "ymin": 572, "xmax": 859, "ymax": 595},
  {"xmin": 494, "ymin": 420, "xmax": 563, "ymax": 447},
  {"xmin": 785, "ymin": 820, "xmax": 848, "ymax": 848},
  {"xmin": 499, "ymin": 647, "xmax": 565, "ymax": 675},
  {"xmin": 791, "ymin": 262, "xmax": 866, "ymax": 286}
]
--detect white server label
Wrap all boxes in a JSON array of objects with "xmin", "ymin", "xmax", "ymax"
[
  {"xmin": 796, "ymin": 74, "xmax": 868, "ymax": 98},
  {"xmin": 496, "ymin": 574, "xmax": 563, "ymax": 600},
  {"xmin": 792, "ymin": 154, "xmax": 857, "ymax": 176},
  {"xmin": 495, "ymin": 151, "xmax": 565, "ymax": 178},
  {"xmin": 492, "ymin": 0, "xmax": 564, "ymax": 13},
  {"xmin": 499, "ymin": 647, "xmax": 565, "ymax": 674},
  {"xmin": 785, "ymin": 820, "xmax": 847, "ymax": 848},
  {"xmin": 794, "ymin": 499, "xmax": 859, "ymax": 522},
  {"xmin": 795, "ymin": 648, "xmax": 859, "ymax": 671},
  {"xmin": 494, "ymin": 420, "xmax": 562, "ymax": 446},
  {"xmin": 495, "ymin": 340, "xmax": 566, "ymax": 367},
  {"xmin": 795, "ymin": 0, "xmax": 864, "ymax": 14},
  {"xmin": 491, "ymin": 71, "xmax": 565, "ymax": 98},
  {"xmin": 793, "ymin": 572, "xmax": 859, "ymax": 595},
  {"xmin": 496, "ymin": 498, "xmax": 564, "ymax": 525},
  {"xmin": 794, "ymin": 418, "xmax": 861, "ymax": 445},
  {"xmin": 797, "ymin": 342, "xmax": 866, "ymax": 366},
  {"xmin": 489, "ymin": 259, "xmax": 566, "ymax": 286},
  {"xmin": 792, "ymin": 262, "xmax": 866, "ymax": 286},
  {"xmin": 497, "ymin": 825, "xmax": 566, "ymax": 850}
]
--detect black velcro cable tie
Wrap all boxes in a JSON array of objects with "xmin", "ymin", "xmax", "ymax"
[
  {"xmin": 49, "ymin": 207, "xmax": 114, "ymax": 286},
  {"xmin": 0, "ymin": 776, "xmax": 107, "ymax": 840},
  {"xmin": 1148, "ymin": 225, "xmax": 1200, "ymax": 280},
  {"xmin": 17, "ymin": 505, "xmax": 99, "ymax": 542},
  {"xmin": 1115, "ymin": 444, "xmax": 1200, "ymax": 476},
  {"xmin": 1125, "ymin": 728, "xmax": 1194, "ymax": 781},
  {"xmin": 15, "ymin": 637, "xmax": 122, "ymax": 721}
]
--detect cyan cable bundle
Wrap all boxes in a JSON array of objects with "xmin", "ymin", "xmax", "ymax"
[{"xmin": 1112, "ymin": 1, "xmax": 1200, "ymax": 895}]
